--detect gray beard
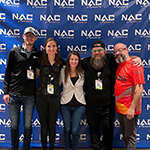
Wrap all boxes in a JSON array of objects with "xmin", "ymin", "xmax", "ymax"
[
  {"xmin": 115, "ymin": 54, "xmax": 127, "ymax": 63},
  {"xmin": 90, "ymin": 56, "xmax": 106, "ymax": 70}
]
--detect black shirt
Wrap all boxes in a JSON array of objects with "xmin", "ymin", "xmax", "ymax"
[
  {"xmin": 82, "ymin": 54, "xmax": 117, "ymax": 107},
  {"xmin": 36, "ymin": 58, "xmax": 64, "ymax": 96}
]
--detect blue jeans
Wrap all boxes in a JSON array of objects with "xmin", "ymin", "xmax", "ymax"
[
  {"xmin": 9, "ymin": 95, "xmax": 35, "ymax": 150},
  {"xmin": 60, "ymin": 105, "xmax": 85, "ymax": 150}
]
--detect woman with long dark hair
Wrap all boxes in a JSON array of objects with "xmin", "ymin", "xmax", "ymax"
[
  {"xmin": 60, "ymin": 51, "xmax": 86, "ymax": 150},
  {"xmin": 36, "ymin": 38, "xmax": 64, "ymax": 150}
]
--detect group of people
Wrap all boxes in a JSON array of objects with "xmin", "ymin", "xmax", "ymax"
[{"xmin": 3, "ymin": 26, "xmax": 145, "ymax": 150}]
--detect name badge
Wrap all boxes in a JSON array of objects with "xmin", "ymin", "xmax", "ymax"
[
  {"xmin": 27, "ymin": 69, "xmax": 34, "ymax": 79},
  {"xmin": 47, "ymin": 84, "xmax": 54, "ymax": 94},
  {"xmin": 95, "ymin": 79, "xmax": 102, "ymax": 90}
]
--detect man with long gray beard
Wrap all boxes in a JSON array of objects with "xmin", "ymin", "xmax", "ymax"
[
  {"xmin": 113, "ymin": 43, "xmax": 145, "ymax": 150},
  {"xmin": 82, "ymin": 41, "xmax": 118, "ymax": 150}
]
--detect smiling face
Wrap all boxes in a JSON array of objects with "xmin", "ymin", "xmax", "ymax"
[
  {"xmin": 45, "ymin": 40, "xmax": 58, "ymax": 55},
  {"xmin": 23, "ymin": 32, "xmax": 37, "ymax": 46},
  {"xmin": 113, "ymin": 43, "xmax": 128, "ymax": 63},
  {"xmin": 91, "ymin": 46, "xmax": 106, "ymax": 59},
  {"xmin": 69, "ymin": 54, "xmax": 79, "ymax": 69}
]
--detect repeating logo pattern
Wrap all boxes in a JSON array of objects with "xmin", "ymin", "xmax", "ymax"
[{"xmin": 0, "ymin": 0, "xmax": 150, "ymax": 148}]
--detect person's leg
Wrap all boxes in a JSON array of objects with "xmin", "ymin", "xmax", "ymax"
[
  {"xmin": 86, "ymin": 106, "xmax": 101, "ymax": 150},
  {"xmin": 9, "ymin": 96, "xmax": 21, "ymax": 150},
  {"xmin": 36, "ymin": 95, "xmax": 49, "ymax": 150},
  {"xmin": 120, "ymin": 113, "xmax": 139, "ymax": 150},
  {"xmin": 48, "ymin": 95, "xmax": 60, "ymax": 150},
  {"xmin": 117, "ymin": 113, "xmax": 127, "ymax": 145},
  {"xmin": 100, "ymin": 105, "xmax": 113, "ymax": 150},
  {"xmin": 60, "ymin": 105, "xmax": 72, "ymax": 150},
  {"xmin": 71, "ymin": 106, "xmax": 85, "ymax": 150},
  {"xmin": 22, "ymin": 96, "xmax": 35, "ymax": 150}
]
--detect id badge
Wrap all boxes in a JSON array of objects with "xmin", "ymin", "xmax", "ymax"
[
  {"xmin": 95, "ymin": 79, "xmax": 102, "ymax": 90},
  {"xmin": 27, "ymin": 69, "xmax": 34, "ymax": 79},
  {"xmin": 47, "ymin": 84, "xmax": 54, "ymax": 94}
]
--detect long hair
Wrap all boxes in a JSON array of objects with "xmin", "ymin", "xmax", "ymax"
[
  {"xmin": 41, "ymin": 38, "xmax": 63, "ymax": 66},
  {"xmin": 65, "ymin": 51, "xmax": 83, "ymax": 83}
]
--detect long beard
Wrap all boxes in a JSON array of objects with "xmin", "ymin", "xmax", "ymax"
[
  {"xmin": 90, "ymin": 55, "xmax": 106, "ymax": 70},
  {"xmin": 115, "ymin": 53, "xmax": 127, "ymax": 63}
]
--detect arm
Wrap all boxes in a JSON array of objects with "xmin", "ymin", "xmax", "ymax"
[
  {"xmin": 130, "ymin": 56, "xmax": 142, "ymax": 66},
  {"xmin": 126, "ymin": 83, "xmax": 143, "ymax": 120}
]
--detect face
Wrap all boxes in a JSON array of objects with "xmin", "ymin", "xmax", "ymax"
[
  {"xmin": 45, "ymin": 40, "xmax": 58, "ymax": 55},
  {"xmin": 113, "ymin": 43, "xmax": 127, "ymax": 63},
  {"xmin": 23, "ymin": 32, "xmax": 37, "ymax": 46},
  {"xmin": 92, "ymin": 47, "xmax": 105, "ymax": 59},
  {"xmin": 69, "ymin": 54, "xmax": 79, "ymax": 68}
]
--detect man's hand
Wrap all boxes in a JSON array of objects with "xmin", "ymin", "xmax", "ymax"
[
  {"xmin": 3, "ymin": 94, "xmax": 10, "ymax": 105},
  {"xmin": 126, "ymin": 108, "xmax": 134, "ymax": 120}
]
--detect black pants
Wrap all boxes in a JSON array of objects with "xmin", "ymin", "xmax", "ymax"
[
  {"xmin": 36, "ymin": 94, "xmax": 60, "ymax": 150},
  {"xmin": 86, "ymin": 104, "xmax": 115, "ymax": 150}
]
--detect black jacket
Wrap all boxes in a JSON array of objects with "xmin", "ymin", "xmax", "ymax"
[
  {"xmin": 4, "ymin": 45, "xmax": 42, "ymax": 96},
  {"xmin": 82, "ymin": 54, "xmax": 118, "ymax": 107}
]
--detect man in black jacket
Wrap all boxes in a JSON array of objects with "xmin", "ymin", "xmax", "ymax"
[
  {"xmin": 82, "ymin": 41, "xmax": 117, "ymax": 150},
  {"xmin": 3, "ymin": 27, "xmax": 42, "ymax": 150}
]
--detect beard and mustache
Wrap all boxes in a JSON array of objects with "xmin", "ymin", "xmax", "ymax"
[
  {"xmin": 115, "ymin": 53, "xmax": 127, "ymax": 63},
  {"xmin": 90, "ymin": 55, "xmax": 106, "ymax": 70}
]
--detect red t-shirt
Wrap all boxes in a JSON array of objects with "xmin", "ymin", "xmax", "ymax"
[{"xmin": 115, "ymin": 58, "xmax": 145, "ymax": 115}]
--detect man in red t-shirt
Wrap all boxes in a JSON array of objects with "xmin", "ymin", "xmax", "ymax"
[{"xmin": 113, "ymin": 43, "xmax": 145, "ymax": 150}]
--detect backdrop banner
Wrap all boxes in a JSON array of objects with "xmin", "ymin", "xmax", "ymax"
[{"xmin": 0, "ymin": 0, "xmax": 150, "ymax": 148}]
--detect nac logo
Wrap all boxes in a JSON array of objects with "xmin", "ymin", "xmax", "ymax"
[
  {"xmin": 106, "ymin": 45, "xmax": 115, "ymax": 52},
  {"xmin": 0, "ymin": 44, "xmax": 6, "ymax": 52},
  {"xmin": 81, "ymin": 30, "xmax": 101, "ymax": 39},
  {"xmin": 0, "ymin": 119, "xmax": 11, "ymax": 127},
  {"xmin": 121, "ymin": 14, "xmax": 142, "ymax": 23},
  {"xmin": 0, "ymin": 89, "xmax": 4, "ymax": 95},
  {"xmin": 109, "ymin": 0, "xmax": 129, "ymax": 8},
  {"xmin": 27, "ymin": 0, "xmax": 47, "ymax": 8},
  {"xmin": 142, "ymin": 89, "xmax": 150, "ymax": 97},
  {"xmin": 67, "ymin": 15, "xmax": 88, "ymax": 23},
  {"xmin": 0, "ymin": 28, "xmax": 20, "ymax": 38},
  {"xmin": 54, "ymin": 30, "xmax": 74, "ymax": 39},
  {"xmin": 36, "ymin": 29, "xmax": 47, "ymax": 38},
  {"xmin": 40, "ymin": 15, "xmax": 60, "ymax": 23},
  {"xmin": 136, "ymin": 0, "xmax": 150, "ymax": 7},
  {"xmin": 54, "ymin": 0, "xmax": 74, "ymax": 8},
  {"xmin": 0, "ymin": 134, "xmax": 5, "ymax": 141},
  {"xmin": 0, "ymin": 104, "xmax": 6, "ymax": 112},
  {"xmin": 81, "ymin": 0, "xmax": 102, "ymax": 8},
  {"xmin": 94, "ymin": 14, "xmax": 115, "ymax": 23},
  {"xmin": 0, "ymin": 13, "xmax": 6, "ymax": 22},
  {"xmin": 138, "ymin": 119, "xmax": 150, "ymax": 128},
  {"xmin": 0, "ymin": 74, "xmax": 5, "ymax": 81},
  {"xmin": 12, "ymin": 13, "xmax": 33, "ymax": 22},
  {"xmin": 142, "ymin": 59, "xmax": 150, "ymax": 68},
  {"xmin": 128, "ymin": 44, "xmax": 141, "ymax": 53},
  {"xmin": 0, "ymin": 0, "xmax": 20, "ymax": 7},
  {"xmin": 107, "ymin": 29, "xmax": 128, "ymax": 38},
  {"xmin": 67, "ymin": 45, "xmax": 87, "ymax": 52},
  {"xmin": 135, "ymin": 29, "xmax": 150, "ymax": 38}
]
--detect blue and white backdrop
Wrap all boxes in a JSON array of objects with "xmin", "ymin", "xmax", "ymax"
[{"xmin": 0, "ymin": 0, "xmax": 150, "ymax": 148}]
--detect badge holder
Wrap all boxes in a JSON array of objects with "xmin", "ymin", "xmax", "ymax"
[
  {"xmin": 27, "ymin": 66, "xmax": 34, "ymax": 79},
  {"xmin": 47, "ymin": 75, "xmax": 54, "ymax": 94}
]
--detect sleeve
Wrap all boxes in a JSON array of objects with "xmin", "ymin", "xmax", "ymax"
[
  {"xmin": 3, "ymin": 50, "xmax": 15, "ymax": 94},
  {"xmin": 132, "ymin": 65, "xmax": 145, "ymax": 85}
]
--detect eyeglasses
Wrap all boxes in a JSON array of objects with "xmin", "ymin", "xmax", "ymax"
[
  {"xmin": 113, "ymin": 48, "xmax": 126, "ymax": 55},
  {"xmin": 92, "ymin": 48, "xmax": 104, "ymax": 53},
  {"xmin": 25, "ymin": 34, "xmax": 36, "ymax": 38}
]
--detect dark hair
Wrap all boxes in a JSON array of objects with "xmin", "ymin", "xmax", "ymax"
[
  {"xmin": 65, "ymin": 51, "xmax": 83, "ymax": 83},
  {"xmin": 41, "ymin": 38, "xmax": 63, "ymax": 66}
]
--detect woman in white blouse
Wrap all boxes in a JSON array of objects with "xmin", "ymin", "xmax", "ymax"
[{"xmin": 60, "ymin": 51, "xmax": 86, "ymax": 150}]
